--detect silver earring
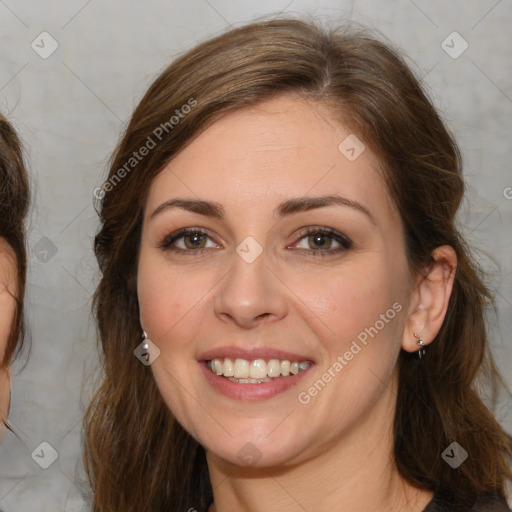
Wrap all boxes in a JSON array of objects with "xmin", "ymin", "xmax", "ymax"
[
  {"xmin": 137, "ymin": 330, "xmax": 161, "ymax": 365},
  {"xmin": 414, "ymin": 332, "xmax": 426, "ymax": 359}
]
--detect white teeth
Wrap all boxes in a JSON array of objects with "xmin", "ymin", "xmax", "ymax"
[
  {"xmin": 213, "ymin": 359, "xmax": 223, "ymax": 375},
  {"xmin": 249, "ymin": 359, "xmax": 267, "ymax": 379},
  {"xmin": 208, "ymin": 357, "xmax": 312, "ymax": 380},
  {"xmin": 267, "ymin": 359, "xmax": 281, "ymax": 377},
  {"xmin": 233, "ymin": 358, "xmax": 250, "ymax": 379},
  {"xmin": 223, "ymin": 358, "xmax": 234, "ymax": 377},
  {"xmin": 228, "ymin": 376, "xmax": 272, "ymax": 384}
]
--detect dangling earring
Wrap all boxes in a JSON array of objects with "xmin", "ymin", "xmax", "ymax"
[
  {"xmin": 134, "ymin": 329, "xmax": 161, "ymax": 365},
  {"xmin": 141, "ymin": 330, "xmax": 152, "ymax": 362},
  {"xmin": 414, "ymin": 332, "xmax": 426, "ymax": 359}
]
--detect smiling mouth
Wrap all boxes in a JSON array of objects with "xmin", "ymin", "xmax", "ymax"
[{"xmin": 206, "ymin": 357, "xmax": 313, "ymax": 384}]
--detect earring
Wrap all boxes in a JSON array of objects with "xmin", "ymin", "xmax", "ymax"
[
  {"xmin": 414, "ymin": 332, "xmax": 426, "ymax": 359},
  {"xmin": 136, "ymin": 330, "xmax": 160, "ymax": 365}
]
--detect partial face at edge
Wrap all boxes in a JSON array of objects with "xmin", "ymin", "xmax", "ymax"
[
  {"xmin": 0, "ymin": 238, "xmax": 17, "ymax": 438},
  {"xmin": 136, "ymin": 94, "xmax": 413, "ymax": 468}
]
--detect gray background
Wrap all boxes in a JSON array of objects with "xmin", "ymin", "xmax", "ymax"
[{"xmin": 0, "ymin": 0, "xmax": 511, "ymax": 510}]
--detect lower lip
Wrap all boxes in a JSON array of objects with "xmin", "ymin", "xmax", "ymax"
[{"xmin": 199, "ymin": 361, "xmax": 314, "ymax": 401}]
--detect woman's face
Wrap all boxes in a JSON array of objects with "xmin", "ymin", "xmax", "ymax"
[
  {"xmin": 137, "ymin": 94, "xmax": 414, "ymax": 467},
  {"xmin": 0, "ymin": 238, "xmax": 16, "ymax": 430}
]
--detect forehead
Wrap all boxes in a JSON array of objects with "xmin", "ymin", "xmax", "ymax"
[{"xmin": 146, "ymin": 94, "xmax": 396, "ymax": 222}]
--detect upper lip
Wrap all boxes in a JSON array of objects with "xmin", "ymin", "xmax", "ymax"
[{"xmin": 198, "ymin": 346, "xmax": 315, "ymax": 363}]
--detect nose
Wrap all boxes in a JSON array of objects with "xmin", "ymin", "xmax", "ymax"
[{"xmin": 214, "ymin": 249, "xmax": 288, "ymax": 329}]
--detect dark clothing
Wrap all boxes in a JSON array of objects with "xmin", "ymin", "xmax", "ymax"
[
  {"xmin": 423, "ymin": 488, "xmax": 512, "ymax": 511},
  {"xmin": 205, "ymin": 488, "xmax": 512, "ymax": 511}
]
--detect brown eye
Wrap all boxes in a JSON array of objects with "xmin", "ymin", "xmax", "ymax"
[
  {"xmin": 159, "ymin": 228, "xmax": 219, "ymax": 254},
  {"xmin": 292, "ymin": 227, "xmax": 352, "ymax": 256},
  {"xmin": 182, "ymin": 232, "xmax": 207, "ymax": 249},
  {"xmin": 307, "ymin": 232, "xmax": 333, "ymax": 250}
]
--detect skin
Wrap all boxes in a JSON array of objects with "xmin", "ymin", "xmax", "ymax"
[
  {"xmin": 137, "ymin": 93, "xmax": 457, "ymax": 512},
  {"xmin": 0, "ymin": 237, "xmax": 17, "ymax": 441}
]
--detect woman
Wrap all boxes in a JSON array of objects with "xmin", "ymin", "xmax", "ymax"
[
  {"xmin": 0, "ymin": 114, "xmax": 29, "ymax": 440},
  {"xmin": 85, "ymin": 17, "xmax": 512, "ymax": 511}
]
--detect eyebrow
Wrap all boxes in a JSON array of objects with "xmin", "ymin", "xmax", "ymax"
[{"xmin": 150, "ymin": 194, "xmax": 375, "ymax": 225}]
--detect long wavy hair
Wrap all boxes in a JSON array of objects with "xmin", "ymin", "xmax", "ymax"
[
  {"xmin": 0, "ymin": 113, "xmax": 29, "ymax": 371},
  {"xmin": 84, "ymin": 17, "xmax": 512, "ymax": 511}
]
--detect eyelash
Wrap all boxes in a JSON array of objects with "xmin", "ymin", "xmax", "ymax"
[{"xmin": 158, "ymin": 227, "xmax": 353, "ymax": 257}]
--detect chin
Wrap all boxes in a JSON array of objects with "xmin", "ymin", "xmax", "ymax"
[{"xmin": 197, "ymin": 420, "xmax": 310, "ymax": 470}]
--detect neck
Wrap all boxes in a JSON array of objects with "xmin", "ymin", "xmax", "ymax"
[{"xmin": 206, "ymin": 375, "xmax": 433, "ymax": 512}]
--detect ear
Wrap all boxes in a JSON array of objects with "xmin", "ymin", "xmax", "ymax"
[{"xmin": 402, "ymin": 245, "xmax": 457, "ymax": 353}]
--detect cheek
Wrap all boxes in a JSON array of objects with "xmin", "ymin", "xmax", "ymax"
[
  {"xmin": 137, "ymin": 253, "xmax": 214, "ymax": 349},
  {"xmin": 298, "ymin": 258, "xmax": 404, "ymax": 347},
  {"xmin": 294, "ymin": 265, "xmax": 405, "ymax": 424},
  {"xmin": 137, "ymin": 255, "xmax": 208, "ymax": 432}
]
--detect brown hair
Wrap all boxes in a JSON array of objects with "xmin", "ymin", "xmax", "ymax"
[
  {"xmin": 85, "ymin": 16, "xmax": 512, "ymax": 511},
  {"xmin": 0, "ymin": 114, "xmax": 29, "ymax": 368}
]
